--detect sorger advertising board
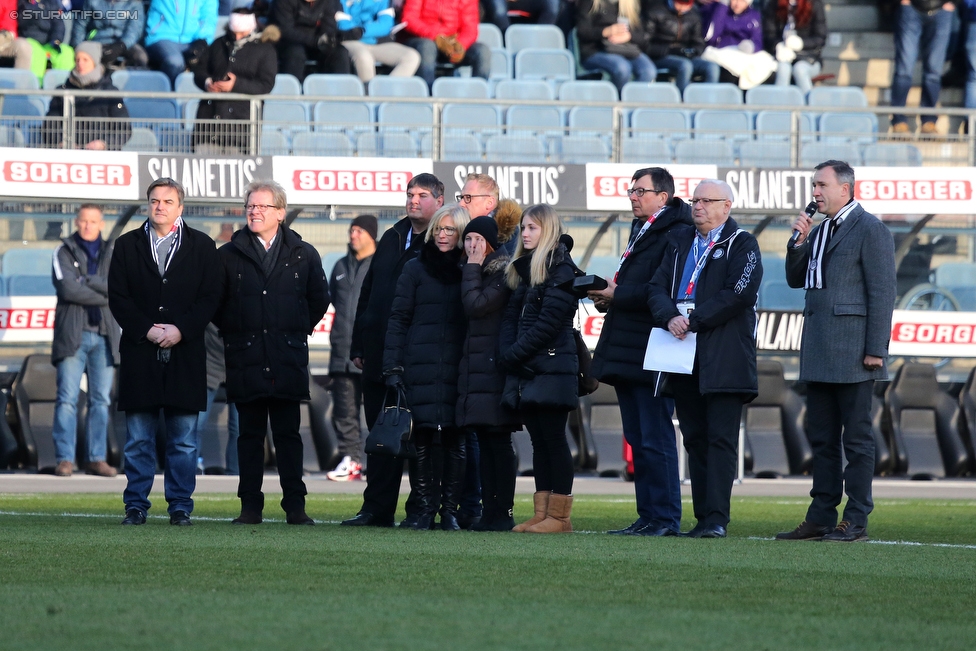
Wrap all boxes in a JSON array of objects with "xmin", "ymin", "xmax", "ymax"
[
  {"xmin": 0, "ymin": 147, "xmax": 140, "ymax": 201},
  {"xmin": 272, "ymin": 156, "xmax": 433, "ymax": 207}
]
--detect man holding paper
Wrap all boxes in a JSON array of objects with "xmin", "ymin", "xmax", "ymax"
[
  {"xmin": 589, "ymin": 167, "xmax": 692, "ymax": 537},
  {"xmin": 647, "ymin": 179, "xmax": 762, "ymax": 538}
]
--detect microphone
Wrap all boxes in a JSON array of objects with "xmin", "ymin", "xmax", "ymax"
[{"xmin": 789, "ymin": 201, "xmax": 819, "ymax": 246}]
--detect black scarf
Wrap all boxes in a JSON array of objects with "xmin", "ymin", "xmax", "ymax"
[
  {"xmin": 73, "ymin": 232, "xmax": 102, "ymax": 326},
  {"xmin": 419, "ymin": 238, "xmax": 463, "ymax": 284}
]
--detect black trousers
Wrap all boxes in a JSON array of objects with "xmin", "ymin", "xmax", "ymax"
[
  {"xmin": 359, "ymin": 377, "xmax": 417, "ymax": 521},
  {"xmin": 477, "ymin": 429, "xmax": 517, "ymax": 519},
  {"xmin": 278, "ymin": 42, "xmax": 351, "ymax": 80},
  {"xmin": 236, "ymin": 397, "xmax": 306, "ymax": 514},
  {"xmin": 521, "ymin": 407, "xmax": 573, "ymax": 495},
  {"xmin": 805, "ymin": 381, "xmax": 875, "ymax": 527},
  {"xmin": 670, "ymin": 374, "xmax": 744, "ymax": 528}
]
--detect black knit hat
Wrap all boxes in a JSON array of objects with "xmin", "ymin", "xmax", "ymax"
[
  {"xmin": 462, "ymin": 216, "xmax": 499, "ymax": 250},
  {"xmin": 351, "ymin": 214, "xmax": 378, "ymax": 241}
]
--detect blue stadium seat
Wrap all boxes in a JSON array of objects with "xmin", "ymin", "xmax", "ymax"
[
  {"xmin": 674, "ymin": 139, "xmax": 734, "ymax": 165},
  {"xmin": 263, "ymin": 100, "xmax": 310, "ymax": 134},
  {"xmin": 0, "ymin": 125, "xmax": 25, "ymax": 147},
  {"xmin": 357, "ymin": 132, "xmax": 419, "ymax": 157},
  {"xmin": 505, "ymin": 105, "xmax": 563, "ymax": 137},
  {"xmin": 1, "ymin": 97, "xmax": 45, "ymax": 118},
  {"xmin": 505, "ymin": 24, "xmax": 565, "ymax": 53},
  {"xmin": 42, "ymin": 69, "xmax": 71, "ymax": 90},
  {"xmin": 620, "ymin": 81, "xmax": 682, "ymax": 105},
  {"xmin": 126, "ymin": 98, "xmax": 180, "ymax": 121},
  {"xmin": 514, "ymin": 48, "xmax": 575, "ymax": 86},
  {"xmin": 738, "ymin": 141, "xmax": 791, "ymax": 167},
  {"xmin": 173, "ymin": 71, "xmax": 200, "ymax": 94},
  {"xmin": 621, "ymin": 135, "xmax": 672, "ymax": 164},
  {"xmin": 432, "ymin": 77, "xmax": 491, "ymax": 99},
  {"xmin": 745, "ymin": 85, "xmax": 805, "ymax": 106},
  {"xmin": 377, "ymin": 102, "xmax": 433, "ymax": 140},
  {"xmin": 549, "ymin": 135, "xmax": 610, "ymax": 163},
  {"xmin": 121, "ymin": 127, "xmax": 160, "ymax": 152},
  {"xmin": 683, "ymin": 82, "xmax": 742, "ymax": 105},
  {"xmin": 111, "ymin": 70, "xmax": 171, "ymax": 92},
  {"xmin": 800, "ymin": 141, "xmax": 861, "ymax": 167},
  {"xmin": 489, "ymin": 48, "xmax": 513, "ymax": 81},
  {"xmin": 494, "ymin": 79, "xmax": 553, "ymax": 100},
  {"xmin": 861, "ymin": 143, "xmax": 923, "ymax": 167},
  {"xmin": 443, "ymin": 103, "xmax": 501, "ymax": 138},
  {"xmin": 271, "ymin": 73, "xmax": 302, "ymax": 96},
  {"xmin": 630, "ymin": 108, "xmax": 690, "ymax": 140},
  {"xmin": 755, "ymin": 110, "xmax": 815, "ymax": 141},
  {"xmin": 0, "ymin": 68, "xmax": 40, "ymax": 90},
  {"xmin": 312, "ymin": 101, "xmax": 373, "ymax": 134},
  {"xmin": 807, "ymin": 86, "xmax": 867, "ymax": 108},
  {"xmin": 477, "ymin": 22, "xmax": 504, "ymax": 49},
  {"xmin": 259, "ymin": 130, "xmax": 290, "ymax": 155},
  {"xmin": 7, "ymin": 275, "xmax": 56, "ymax": 296},
  {"xmin": 693, "ymin": 109, "xmax": 752, "ymax": 142},
  {"xmin": 303, "ymin": 74, "xmax": 364, "ymax": 97},
  {"xmin": 485, "ymin": 134, "xmax": 546, "ymax": 162},
  {"xmin": 818, "ymin": 112, "xmax": 877, "ymax": 144},
  {"xmin": 425, "ymin": 132, "xmax": 484, "ymax": 161},
  {"xmin": 367, "ymin": 76, "xmax": 429, "ymax": 98},
  {"xmin": 292, "ymin": 132, "xmax": 354, "ymax": 157},
  {"xmin": 558, "ymin": 80, "xmax": 618, "ymax": 102},
  {"xmin": 3, "ymin": 249, "xmax": 55, "ymax": 275},
  {"xmin": 568, "ymin": 106, "xmax": 612, "ymax": 138}
]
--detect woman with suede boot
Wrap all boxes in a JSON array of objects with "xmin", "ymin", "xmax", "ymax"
[
  {"xmin": 499, "ymin": 204, "xmax": 579, "ymax": 534},
  {"xmin": 383, "ymin": 204, "xmax": 470, "ymax": 531}
]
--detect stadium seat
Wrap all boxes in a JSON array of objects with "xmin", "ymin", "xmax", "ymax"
[
  {"xmin": 693, "ymin": 109, "xmax": 752, "ymax": 143},
  {"xmin": 13, "ymin": 354, "xmax": 86, "ymax": 472},
  {"xmin": 674, "ymin": 139, "xmax": 734, "ymax": 165},
  {"xmin": 259, "ymin": 130, "xmax": 290, "ymax": 155},
  {"xmin": 443, "ymin": 103, "xmax": 501, "ymax": 138},
  {"xmin": 477, "ymin": 22, "xmax": 504, "ymax": 49},
  {"xmin": 0, "ymin": 125, "xmax": 25, "ymax": 147},
  {"xmin": 505, "ymin": 24, "xmax": 565, "ymax": 53},
  {"xmin": 494, "ymin": 79, "xmax": 553, "ymax": 101},
  {"xmin": 818, "ymin": 112, "xmax": 877, "ymax": 144},
  {"xmin": 432, "ymin": 77, "xmax": 491, "ymax": 99},
  {"xmin": 425, "ymin": 132, "xmax": 484, "ymax": 161},
  {"xmin": 862, "ymin": 143, "xmax": 923, "ymax": 167},
  {"xmin": 620, "ymin": 81, "xmax": 682, "ymax": 104},
  {"xmin": 549, "ymin": 135, "xmax": 610, "ymax": 163},
  {"xmin": 292, "ymin": 132, "xmax": 354, "ymax": 157},
  {"xmin": 621, "ymin": 135, "xmax": 672, "ymax": 164},
  {"xmin": 2, "ymin": 248, "xmax": 55, "ymax": 275},
  {"xmin": 558, "ymin": 80, "xmax": 618, "ymax": 102},
  {"xmin": 377, "ymin": 102, "xmax": 433, "ymax": 140},
  {"xmin": 630, "ymin": 108, "xmax": 691, "ymax": 140},
  {"xmin": 743, "ymin": 360, "xmax": 812, "ymax": 477},
  {"xmin": 42, "ymin": 69, "xmax": 71, "ymax": 90},
  {"xmin": 357, "ymin": 131, "xmax": 419, "ymax": 157},
  {"xmin": 0, "ymin": 68, "xmax": 40, "ymax": 90},
  {"xmin": 505, "ymin": 105, "xmax": 563, "ymax": 138},
  {"xmin": 271, "ymin": 73, "xmax": 302, "ymax": 96},
  {"xmin": 367, "ymin": 76, "xmax": 429, "ymax": 98},
  {"xmin": 7, "ymin": 275, "xmax": 56, "ymax": 296},
  {"xmin": 1, "ymin": 96, "xmax": 45, "ymax": 118},
  {"xmin": 489, "ymin": 48, "xmax": 513, "ymax": 81},
  {"xmin": 173, "ymin": 71, "xmax": 200, "ymax": 94},
  {"xmin": 755, "ymin": 110, "xmax": 815, "ymax": 141},
  {"xmin": 800, "ymin": 141, "xmax": 860, "ymax": 167},
  {"xmin": 125, "ymin": 98, "xmax": 180, "ymax": 121},
  {"xmin": 745, "ymin": 85, "xmax": 805, "ymax": 106},
  {"xmin": 312, "ymin": 101, "xmax": 373, "ymax": 134},
  {"xmin": 568, "ymin": 105, "xmax": 613, "ymax": 138},
  {"xmin": 302, "ymin": 73, "xmax": 364, "ymax": 97},
  {"xmin": 122, "ymin": 127, "xmax": 160, "ymax": 152},
  {"xmin": 514, "ymin": 48, "xmax": 575, "ymax": 86},
  {"xmin": 885, "ymin": 363, "xmax": 969, "ymax": 478},
  {"xmin": 807, "ymin": 86, "xmax": 867, "ymax": 108},
  {"xmin": 111, "ymin": 70, "xmax": 171, "ymax": 92},
  {"xmin": 484, "ymin": 133, "xmax": 546, "ymax": 162},
  {"xmin": 683, "ymin": 82, "xmax": 742, "ymax": 105},
  {"xmin": 263, "ymin": 100, "xmax": 310, "ymax": 134},
  {"xmin": 738, "ymin": 140, "xmax": 791, "ymax": 167}
]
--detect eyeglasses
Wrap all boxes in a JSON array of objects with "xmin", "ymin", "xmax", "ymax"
[
  {"xmin": 455, "ymin": 193, "xmax": 491, "ymax": 204},
  {"xmin": 246, "ymin": 204, "xmax": 279, "ymax": 213},
  {"xmin": 435, "ymin": 226, "xmax": 458, "ymax": 235},
  {"xmin": 689, "ymin": 198, "xmax": 728, "ymax": 206},
  {"xmin": 626, "ymin": 188, "xmax": 662, "ymax": 198}
]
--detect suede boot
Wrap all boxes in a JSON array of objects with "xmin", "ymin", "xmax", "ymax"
[
  {"xmin": 513, "ymin": 491, "xmax": 549, "ymax": 532},
  {"xmin": 526, "ymin": 493, "xmax": 573, "ymax": 533}
]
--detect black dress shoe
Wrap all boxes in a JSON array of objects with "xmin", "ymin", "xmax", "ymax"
[
  {"xmin": 631, "ymin": 524, "xmax": 680, "ymax": 537},
  {"xmin": 170, "ymin": 511, "xmax": 193, "ymax": 526},
  {"xmin": 286, "ymin": 510, "xmax": 315, "ymax": 526},
  {"xmin": 232, "ymin": 510, "xmax": 263, "ymax": 525},
  {"xmin": 608, "ymin": 519, "xmax": 648, "ymax": 535},
  {"xmin": 121, "ymin": 509, "xmax": 146, "ymax": 525},
  {"xmin": 398, "ymin": 513, "xmax": 420, "ymax": 529},
  {"xmin": 699, "ymin": 524, "xmax": 727, "ymax": 538},
  {"xmin": 440, "ymin": 513, "xmax": 461, "ymax": 531},
  {"xmin": 822, "ymin": 520, "xmax": 868, "ymax": 542},
  {"xmin": 681, "ymin": 522, "xmax": 707, "ymax": 538},
  {"xmin": 341, "ymin": 512, "xmax": 393, "ymax": 527},
  {"xmin": 775, "ymin": 520, "xmax": 832, "ymax": 541}
]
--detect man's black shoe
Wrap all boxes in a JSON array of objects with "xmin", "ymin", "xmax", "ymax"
[
  {"xmin": 286, "ymin": 510, "xmax": 315, "ymax": 525},
  {"xmin": 681, "ymin": 522, "xmax": 707, "ymax": 538},
  {"xmin": 398, "ymin": 513, "xmax": 419, "ymax": 529},
  {"xmin": 121, "ymin": 509, "xmax": 146, "ymax": 525},
  {"xmin": 698, "ymin": 524, "xmax": 727, "ymax": 538},
  {"xmin": 608, "ymin": 519, "xmax": 647, "ymax": 535},
  {"xmin": 822, "ymin": 520, "xmax": 868, "ymax": 542},
  {"xmin": 775, "ymin": 520, "xmax": 832, "ymax": 541},
  {"xmin": 170, "ymin": 511, "xmax": 192, "ymax": 526},
  {"xmin": 341, "ymin": 512, "xmax": 393, "ymax": 527},
  {"xmin": 631, "ymin": 524, "xmax": 680, "ymax": 537},
  {"xmin": 231, "ymin": 510, "xmax": 263, "ymax": 525}
]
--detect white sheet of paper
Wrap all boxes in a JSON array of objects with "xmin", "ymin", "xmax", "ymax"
[{"xmin": 643, "ymin": 327, "xmax": 697, "ymax": 374}]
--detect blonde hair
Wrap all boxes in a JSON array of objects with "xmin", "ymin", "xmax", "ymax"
[
  {"xmin": 506, "ymin": 204, "xmax": 563, "ymax": 289},
  {"xmin": 424, "ymin": 202, "xmax": 470, "ymax": 248},
  {"xmin": 591, "ymin": 0, "xmax": 640, "ymax": 26},
  {"xmin": 464, "ymin": 173, "xmax": 499, "ymax": 201}
]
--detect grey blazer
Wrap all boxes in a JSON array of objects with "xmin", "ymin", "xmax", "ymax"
[{"xmin": 785, "ymin": 203, "xmax": 896, "ymax": 384}]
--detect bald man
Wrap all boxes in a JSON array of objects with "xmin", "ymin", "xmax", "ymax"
[{"xmin": 647, "ymin": 179, "xmax": 763, "ymax": 538}]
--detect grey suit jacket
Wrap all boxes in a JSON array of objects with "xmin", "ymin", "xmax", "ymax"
[{"xmin": 785, "ymin": 203, "xmax": 896, "ymax": 384}]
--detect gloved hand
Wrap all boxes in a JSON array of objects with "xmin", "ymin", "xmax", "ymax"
[
  {"xmin": 384, "ymin": 373, "xmax": 403, "ymax": 388},
  {"xmin": 776, "ymin": 41, "xmax": 797, "ymax": 63},
  {"xmin": 785, "ymin": 34, "xmax": 804, "ymax": 51},
  {"xmin": 339, "ymin": 27, "xmax": 364, "ymax": 41},
  {"xmin": 101, "ymin": 41, "xmax": 127, "ymax": 63},
  {"xmin": 317, "ymin": 32, "xmax": 333, "ymax": 52}
]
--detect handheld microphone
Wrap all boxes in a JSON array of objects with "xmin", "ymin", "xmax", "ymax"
[{"xmin": 789, "ymin": 201, "xmax": 819, "ymax": 246}]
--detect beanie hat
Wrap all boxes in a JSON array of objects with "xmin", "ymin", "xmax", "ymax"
[
  {"xmin": 462, "ymin": 216, "xmax": 499, "ymax": 250},
  {"xmin": 76, "ymin": 41, "xmax": 102, "ymax": 64},
  {"xmin": 351, "ymin": 214, "xmax": 378, "ymax": 241}
]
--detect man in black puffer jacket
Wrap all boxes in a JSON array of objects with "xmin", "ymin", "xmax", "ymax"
[
  {"xmin": 643, "ymin": 0, "xmax": 719, "ymax": 92},
  {"xmin": 272, "ymin": 0, "xmax": 351, "ymax": 80},
  {"xmin": 589, "ymin": 167, "xmax": 692, "ymax": 538},
  {"xmin": 212, "ymin": 180, "xmax": 330, "ymax": 526}
]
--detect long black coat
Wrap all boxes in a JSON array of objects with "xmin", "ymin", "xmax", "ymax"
[
  {"xmin": 328, "ymin": 249, "xmax": 371, "ymax": 375},
  {"xmin": 648, "ymin": 218, "xmax": 762, "ymax": 399},
  {"xmin": 108, "ymin": 221, "xmax": 222, "ymax": 412},
  {"xmin": 383, "ymin": 240, "xmax": 465, "ymax": 429},
  {"xmin": 272, "ymin": 0, "xmax": 340, "ymax": 50},
  {"xmin": 456, "ymin": 250, "xmax": 518, "ymax": 430},
  {"xmin": 46, "ymin": 74, "xmax": 131, "ymax": 150},
  {"xmin": 499, "ymin": 243, "xmax": 579, "ymax": 411},
  {"xmin": 591, "ymin": 198, "xmax": 693, "ymax": 387},
  {"xmin": 643, "ymin": 3, "xmax": 707, "ymax": 59},
  {"xmin": 213, "ymin": 226, "xmax": 330, "ymax": 403},
  {"xmin": 351, "ymin": 217, "xmax": 423, "ymax": 383}
]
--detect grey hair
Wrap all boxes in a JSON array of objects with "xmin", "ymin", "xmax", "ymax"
[
  {"xmin": 696, "ymin": 179, "xmax": 734, "ymax": 202},
  {"xmin": 814, "ymin": 160, "xmax": 856, "ymax": 197},
  {"xmin": 244, "ymin": 180, "xmax": 288, "ymax": 210}
]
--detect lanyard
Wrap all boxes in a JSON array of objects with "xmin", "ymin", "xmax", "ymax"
[
  {"xmin": 684, "ymin": 230, "xmax": 722, "ymax": 297},
  {"xmin": 614, "ymin": 210, "xmax": 661, "ymax": 282}
]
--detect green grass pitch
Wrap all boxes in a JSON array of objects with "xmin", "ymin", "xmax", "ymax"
[{"xmin": 1, "ymin": 493, "xmax": 975, "ymax": 650}]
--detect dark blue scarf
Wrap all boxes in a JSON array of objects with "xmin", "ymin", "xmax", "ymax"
[{"xmin": 72, "ymin": 232, "xmax": 102, "ymax": 327}]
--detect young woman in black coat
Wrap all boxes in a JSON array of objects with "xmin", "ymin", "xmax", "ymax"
[
  {"xmin": 499, "ymin": 204, "xmax": 579, "ymax": 533},
  {"xmin": 456, "ymin": 216, "xmax": 519, "ymax": 532},
  {"xmin": 383, "ymin": 203, "xmax": 470, "ymax": 531}
]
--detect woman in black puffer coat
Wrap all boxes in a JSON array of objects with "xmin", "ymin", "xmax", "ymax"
[
  {"xmin": 499, "ymin": 204, "xmax": 579, "ymax": 534},
  {"xmin": 384, "ymin": 203, "xmax": 470, "ymax": 531},
  {"xmin": 456, "ymin": 216, "xmax": 519, "ymax": 532}
]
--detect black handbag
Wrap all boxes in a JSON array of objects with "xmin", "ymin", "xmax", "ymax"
[
  {"xmin": 574, "ymin": 328, "xmax": 599, "ymax": 396},
  {"xmin": 364, "ymin": 385, "xmax": 416, "ymax": 459}
]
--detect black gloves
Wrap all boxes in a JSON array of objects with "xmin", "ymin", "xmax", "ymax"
[
  {"xmin": 101, "ymin": 41, "xmax": 127, "ymax": 63},
  {"xmin": 339, "ymin": 27, "xmax": 364, "ymax": 42},
  {"xmin": 317, "ymin": 32, "xmax": 333, "ymax": 52}
]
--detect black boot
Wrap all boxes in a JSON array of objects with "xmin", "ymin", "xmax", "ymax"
[
  {"xmin": 470, "ymin": 435, "xmax": 496, "ymax": 532},
  {"xmin": 487, "ymin": 434, "xmax": 517, "ymax": 531},
  {"xmin": 439, "ymin": 435, "xmax": 466, "ymax": 531},
  {"xmin": 408, "ymin": 443, "xmax": 436, "ymax": 531}
]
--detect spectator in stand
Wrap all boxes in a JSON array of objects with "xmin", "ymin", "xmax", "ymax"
[
  {"xmin": 399, "ymin": 0, "xmax": 491, "ymax": 89},
  {"xmin": 699, "ymin": 0, "xmax": 776, "ymax": 89},
  {"xmin": 145, "ymin": 0, "xmax": 218, "ymax": 84},
  {"xmin": 18, "ymin": 0, "xmax": 75, "ymax": 81},
  {"xmin": 273, "ymin": 0, "xmax": 351, "ymax": 81},
  {"xmin": 70, "ymin": 0, "xmax": 148, "ymax": 69},
  {"xmin": 481, "ymin": 0, "xmax": 560, "ymax": 32},
  {"xmin": 0, "ymin": 0, "xmax": 34, "ymax": 72},
  {"xmin": 644, "ymin": 0, "xmax": 720, "ymax": 93},
  {"xmin": 191, "ymin": 8, "xmax": 277, "ymax": 153},
  {"xmin": 762, "ymin": 0, "xmax": 826, "ymax": 95},
  {"xmin": 326, "ymin": 214, "xmax": 377, "ymax": 482},
  {"xmin": 50, "ymin": 204, "xmax": 120, "ymax": 479},
  {"xmin": 576, "ymin": 0, "xmax": 655, "ymax": 94},
  {"xmin": 965, "ymin": 0, "xmax": 976, "ymax": 111},
  {"xmin": 889, "ymin": 0, "xmax": 954, "ymax": 134},
  {"xmin": 45, "ymin": 41, "xmax": 132, "ymax": 150},
  {"xmin": 336, "ymin": 0, "xmax": 420, "ymax": 83}
]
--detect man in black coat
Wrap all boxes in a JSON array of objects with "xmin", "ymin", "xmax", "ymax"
[
  {"xmin": 341, "ymin": 173, "xmax": 445, "ymax": 528},
  {"xmin": 589, "ymin": 167, "xmax": 692, "ymax": 538},
  {"xmin": 109, "ymin": 178, "xmax": 222, "ymax": 527},
  {"xmin": 648, "ymin": 179, "xmax": 762, "ymax": 539},
  {"xmin": 272, "ymin": 0, "xmax": 351, "ymax": 80},
  {"xmin": 643, "ymin": 0, "xmax": 720, "ymax": 92},
  {"xmin": 213, "ymin": 180, "xmax": 330, "ymax": 525}
]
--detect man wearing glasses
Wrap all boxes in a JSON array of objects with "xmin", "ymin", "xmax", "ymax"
[
  {"xmin": 212, "ymin": 180, "xmax": 330, "ymax": 525},
  {"xmin": 589, "ymin": 167, "xmax": 692, "ymax": 537},
  {"xmin": 648, "ymin": 179, "xmax": 763, "ymax": 538}
]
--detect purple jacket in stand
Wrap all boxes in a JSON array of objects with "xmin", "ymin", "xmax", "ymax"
[{"xmin": 701, "ymin": 2, "xmax": 763, "ymax": 54}]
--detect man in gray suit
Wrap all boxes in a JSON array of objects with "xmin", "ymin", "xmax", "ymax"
[{"xmin": 777, "ymin": 160, "xmax": 896, "ymax": 543}]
